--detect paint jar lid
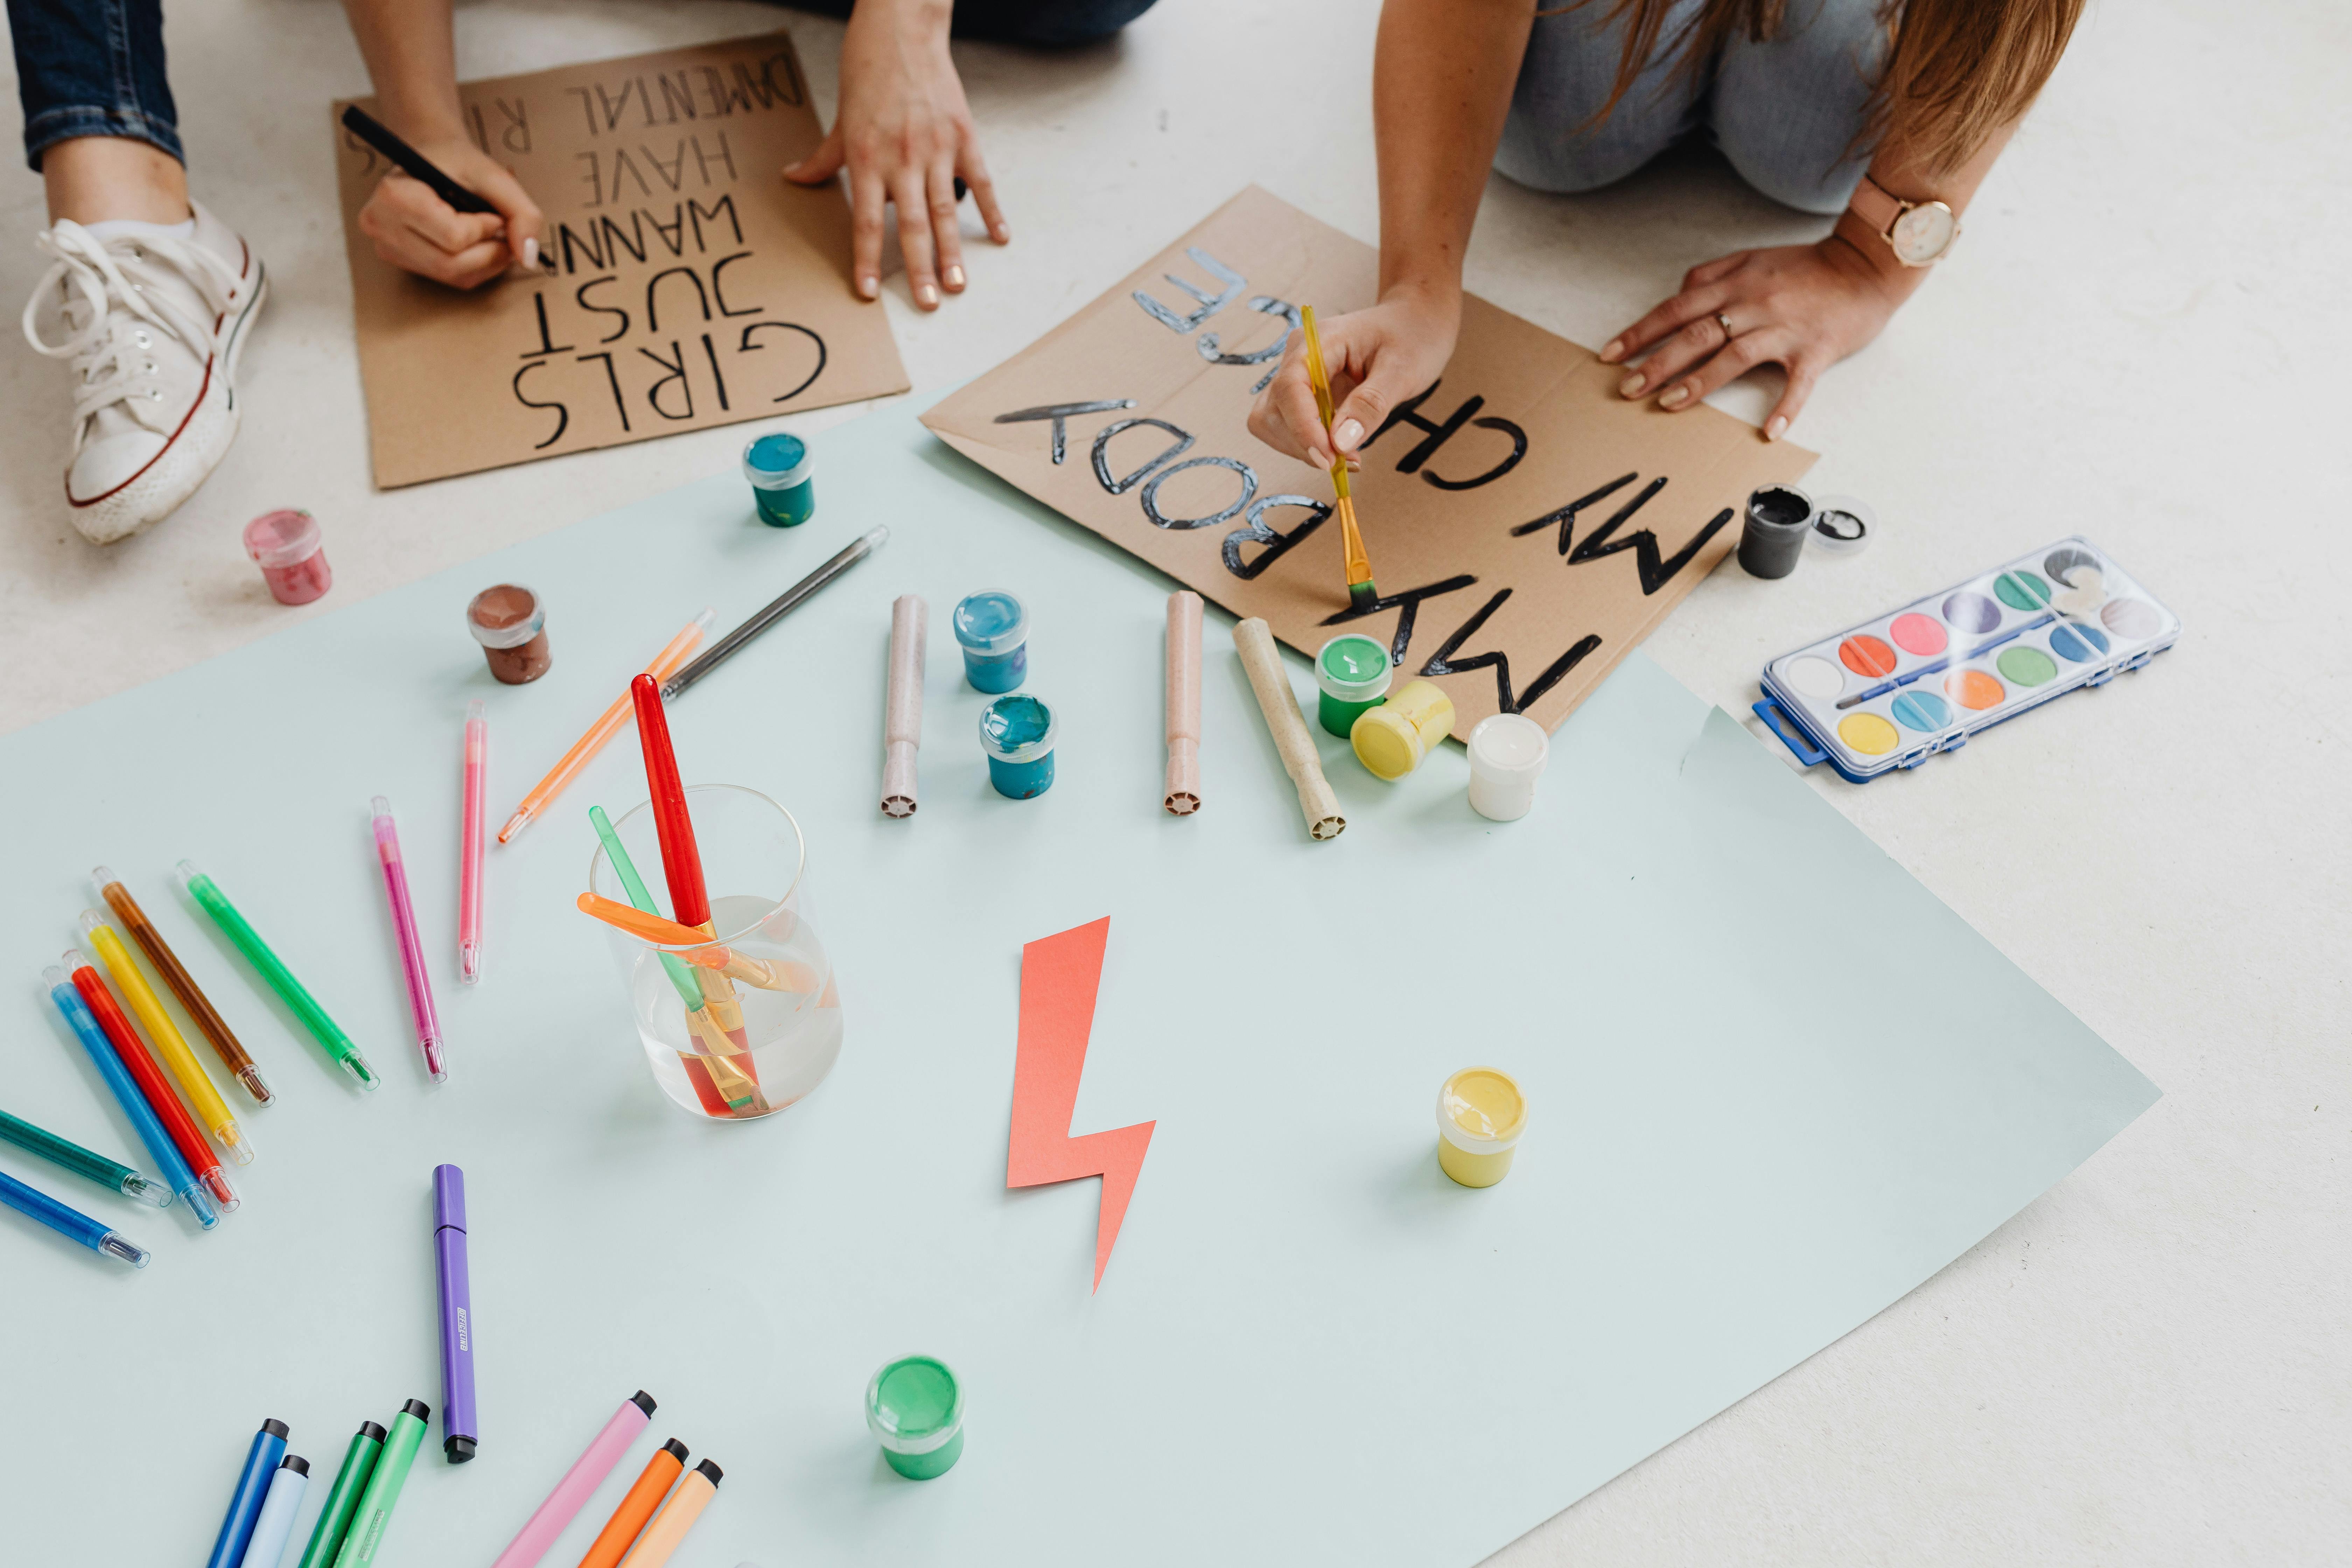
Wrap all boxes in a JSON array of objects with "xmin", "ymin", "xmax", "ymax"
[
  {"xmin": 978, "ymin": 693, "xmax": 1057, "ymax": 763},
  {"xmin": 1808, "ymin": 494, "xmax": 1874, "ymax": 555},
  {"xmin": 1745, "ymin": 482, "xmax": 1814, "ymax": 537},
  {"xmin": 467, "ymin": 584, "xmax": 546, "ymax": 648},
  {"xmin": 1315, "ymin": 634, "xmax": 1393, "ymax": 701},
  {"xmin": 1467, "ymin": 713, "xmax": 1548, "ymax": 780},
  {"xmin": 953, "ymin": 590, "xmax": 1030, "ymax": 656},
  {"xmin": 243, "ymin": 509, "xmax": 321, "ymax": 568},
  {"xmin": 1435, "ymin": 1067, "xmax": 1526, "ymax": 1154},
  {"xmin": 742, "ymin": 432, "xmax": 812, "ymax": 491},
  {"xmin": 866, "ymin": 1354, "xmax": 965, "ymax": 1456},
  {"xmin": 1351, "ymin": 680, "xmax": 1454, "ymax": 781}
]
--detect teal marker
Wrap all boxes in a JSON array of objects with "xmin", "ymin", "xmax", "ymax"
[
  {"xmin": 866, "ymin": 1354, "xmax": 965, "ymax": 1480},
  {"xmin": 1314, "ymin": 634, "xmax": 1392, "ymax": 738},
  {"xmin": 295, "ymin": 1419, "xmax": 385, "ymax": 1568},
  {"xmin": 176, "ymin": 860, "xmax": 379, "ymax": 1090},
  {"xmin": 333, "ymin": 1399, "xmax": 427, "ymax": 1567}
]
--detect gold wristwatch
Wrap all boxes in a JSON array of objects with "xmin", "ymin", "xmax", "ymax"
[{"xmin": 1848, "ymin": 174, "xmax": 1960, "ymax": 267}]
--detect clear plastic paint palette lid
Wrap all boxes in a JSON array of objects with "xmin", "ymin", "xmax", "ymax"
[
  {"xmin": 1809, "ymin": 494, "xmax": 1875, "ymax": 555},
  {"xmin": 742, "ymin": 432, "xmax": 812, "ymax": 491},
  {"xmin": 243, "ymin": 509, "xmax": 321, "ymax": 567},
  {"xmin": 979, "ymin": 693, "xmax": 1057, "ymax": 762},
  {"xmin": 467, "ymin": 584, "xmax": 545, "ymax": 649},
  {"xmin": 1315, "ymin": 634, "xmax": 1392, "ymax": 700},
  {"xmin": 953, "ymin": 591, "xmax": 1030, "ymax": 656},
  {"xmin": 867, "ymin": 1354, "xmax": 964, "ymax": 1456}
]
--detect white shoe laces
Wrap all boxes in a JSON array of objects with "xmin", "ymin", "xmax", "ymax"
[{"xmin": 21, "ymin": 220, "xmax": 242, "ymax": 434}]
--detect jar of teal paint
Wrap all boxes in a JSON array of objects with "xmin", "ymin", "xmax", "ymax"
[
  {"xmin": 979, "ymin": 693, "xmax": 1057, "ymax": 799},
  {"xmin": 952, "ymin": 590, "xmax": 1030, "ymax": 693},
  {"xmin": 742, "ymin": 432, "xmax": 815, "ymax": 527},
  {"xmin": 1314, "ymin": 634, "xmax": 1393, "ymax": 738},
  {"xmin": 867, "ymin": 1354, "xmax": 965, "ymax": 1480}
]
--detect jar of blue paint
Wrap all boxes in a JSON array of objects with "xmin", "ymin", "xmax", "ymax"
[
  {"xmin": 742, "ymin": 432, "xmax": 815, "ymax": 527},
  {"xmin": 952, "ymin": 590, "xmax": 1030, "ymax": 693},
  {"xmin": 979, "ymin": 693, "xmax": 1057, "ymax": 799}
]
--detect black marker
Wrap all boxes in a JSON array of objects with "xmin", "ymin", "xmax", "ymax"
[{"xmin": 341, "ymin": 105, "xmax": 497, "ymax": 214}]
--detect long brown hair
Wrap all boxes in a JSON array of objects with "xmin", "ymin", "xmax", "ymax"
[{"xmin": 1554, "ymin": 0, "xmax": 2084, "ymax": 175}]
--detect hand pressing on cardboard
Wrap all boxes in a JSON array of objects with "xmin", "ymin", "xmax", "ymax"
[
  {"xmin": 1247, "ymin": 287, "xmax": 1463, "ymax": 471},
  {"xmin": 355, "ymin": 140, "xmax": 546, "ymax": 290},
  {"xmin": 785, "ymin": 0, "xmax": 1008, "ymax": 311},
  {"xmin": 1601, "ymin": 226, "xmax": 1923, "ymax": 441}
]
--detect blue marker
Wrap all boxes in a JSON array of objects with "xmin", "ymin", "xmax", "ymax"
[
  {"xmin": 0, "ymin": 1167, "xmax": 149, "ymax": 1266},
  {"xmin": 952, "ymin": 591, "xmax": 1030, "ymax": 693},
  {"xmin": 742, "ymin": 432, "xmax": 815, "ymax": 527},
  {"xmin": 238, "ymin": 1455, "xmax": 310, "ymax": 1568},
  {"xmin": 205, "ymin": 1418, "xmax": 290, "ymax": 1568},
  {"xmin": 42, "ymin": 964, "xmax": 217, "ymax": 1227},
  {"xmin": 979, "ymin": 693, "xmax": 1058, "ymax": 799}
]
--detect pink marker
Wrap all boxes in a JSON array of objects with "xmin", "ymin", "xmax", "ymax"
[
  {"xmin": 371, "ymin": 795, "xmax": 446, "ymax": 1083},
  {"xmin": 488, "ymin": 1391, "xmax": 656, "ymax": 1568},
  {"xmin": 461, "ymin": 700, "xmax": 487, "ymax": 984}
]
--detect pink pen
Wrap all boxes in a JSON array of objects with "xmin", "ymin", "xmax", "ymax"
[
  {"xmin": 371, "ymin": 795, "xmax": 447, "ymax": 1082},
  {"xmin": 488, "ymin": 1391, "xmax": 657, "ymax": 1568},
  {"xmin": 461, "ymin": 699, "xmax": 487, "ymax": 984}
]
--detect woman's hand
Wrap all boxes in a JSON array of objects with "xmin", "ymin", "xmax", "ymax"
[
  {"xmin": 1248, "ymin": 287, "xmax": 1464, "ymax": 469},
  {"xmin": 784, "ymin": 0, "xmax": 1007, "ymax": 310},
  {"xmin": 1601, "ymin": 226, "xmax": 1922, "ymax": 440},
  {"xmin": 355, "ymin": 139, "xmax": 543, "ymax": 290}
]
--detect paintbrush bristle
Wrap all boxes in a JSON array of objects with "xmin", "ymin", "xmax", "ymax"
[{"xmin": 1349, "ymin": 580, "xmax": 1378, "ymax": 611}]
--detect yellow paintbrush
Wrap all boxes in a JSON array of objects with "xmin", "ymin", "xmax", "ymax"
[{"xmin": 1298, "ymin": 306, "xmax": 1378, "ymax": 612}]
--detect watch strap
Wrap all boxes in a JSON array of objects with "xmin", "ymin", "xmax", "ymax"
[{"xmin": 1848, "ymin": 174, "xmax": 1903, "ymax": 239}]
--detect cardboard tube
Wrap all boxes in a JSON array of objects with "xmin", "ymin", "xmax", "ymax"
[
  {"xmin": 1233, "ymin": 618, "xmax": 1344, "ymax": 841},
  {"xmin": 882, "ymin": 594, "xmax": 925, "ymax": 817},
  {"xmin": 1164, "ymin": 591, "xmax": 1203, "ymax": 815}
]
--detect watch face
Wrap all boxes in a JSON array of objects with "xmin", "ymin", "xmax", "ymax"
[{"xmin": 1890, "ymin": 202, "xmax": 1958, "ymax": 265}]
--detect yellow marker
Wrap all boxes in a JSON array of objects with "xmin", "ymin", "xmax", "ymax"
[
  {"xmin": 80, "ymin": 911, "xmax": 253, "ymax": 1166},
  {"xmin": 1351, "ymin": 679, "xmax": 1456, "ymax": 781},
  {"xmin": 1436, "ymin": 1067, "xmax": 1526, "ymax": 1188},
  {"xmin": 1299, "ymin": 306, "xmax": 1378, "ymax": 611}
]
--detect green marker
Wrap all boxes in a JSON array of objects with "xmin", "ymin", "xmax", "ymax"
[
  {"xmin": 334, "ymin": 1399, "xmax": 428, "ymax": 1567},
  {"xmin": 867, "ymin": 1354, "xmax": 965, "ymax": 1480},
  {"xmin": 295, "ymin": 1419, "xmax": 386, "ymax": 1568},
  {"xmin": 1314, "ymin": 634, "xmax": 1393, "ymax": 738},
  {"xmin": 176, "ymin": 860, "xmax": 379, "ymax": 1090},
  {"xmin": 589, "ymin": 807, "xmax": 704, "ymax": 1013},
  {"xmin": 0, "ymin": 1105, "xmax": 172, "ymax": 1206}
]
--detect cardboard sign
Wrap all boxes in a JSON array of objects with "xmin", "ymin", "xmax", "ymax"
[
  {"xmin": 333, "ymin": 31, "xmax": 908, "ymax": 488},
  {"xmin": 923, "ymin": 187, "xmax": 1816, "ymax": 739}
]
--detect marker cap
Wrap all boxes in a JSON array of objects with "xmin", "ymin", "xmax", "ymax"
[
  {"xmin": 432, "ymin": 1164, "xmax": 467, "ymax": 1231},
  {"xmin": 282, "ymin": 1455, "xmax": 312, "ymax": 1476},
  {"xmin": 630, "ymin": 1391, "xmax": 658, "ymax": 1418}
]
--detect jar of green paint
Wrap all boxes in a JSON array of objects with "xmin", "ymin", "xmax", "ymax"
[
  {"xmin": 867, "ymin": 1354, "xmax": 964, "ymax": 1480},
  {"xmin": 1314, "ymin": 634, "xmax": 1393, "ymax": 738},
  {"xmin": 742, "ymin": 432, "xmax": 815, "ymax": 527}
]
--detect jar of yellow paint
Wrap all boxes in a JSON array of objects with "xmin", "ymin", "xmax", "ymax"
[
  {"xmin": 1435, "ymin": 1066, "xmax": 1526, "ymax": 1188},
  {"xmin": 1352, "ymin": 679, "xmax": 1455, "ymax": 780}
]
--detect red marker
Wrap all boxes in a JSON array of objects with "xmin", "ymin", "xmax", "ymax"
[{"xmin": 66, "ymin": 950, "xmax": 238, "ymax": 1212}]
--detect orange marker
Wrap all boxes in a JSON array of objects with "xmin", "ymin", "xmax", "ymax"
[
  {"xmin": 498, "ymin": 612, "xmax": 714, "ymax": 844},
  {"xmin": 575, "ymin": 1440, "xmax": 684, "ymax": 1568},
  {"xmin": 616, "ymin": 1460, "xmax": 720, "ymax": 1568},
  {"xmin": 572, "ymin": 894, "xmax": 815, "ymax": 992}
]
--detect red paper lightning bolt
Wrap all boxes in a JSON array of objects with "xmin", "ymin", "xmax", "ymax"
[{"xmin": 1007, "ymin": 917, "xmax": 1155, "ymax": 1293}]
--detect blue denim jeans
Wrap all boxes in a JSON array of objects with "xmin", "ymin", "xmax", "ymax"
[
  {"xmin": 7, "ymin": 0, "xmax": 179, "ymax": 171},
  {"xmin": 1496, "ymin": 0, "xmax": 1888, "ymax": 215}
]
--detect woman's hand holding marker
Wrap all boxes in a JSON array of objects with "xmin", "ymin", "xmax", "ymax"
[
  {"xmin": 356, "ymin": 138, "xmax": 545, "ymax": 290},
  {"xmin": 784, "ymin": 0, "xmax": 1008, "ymax": 311}
]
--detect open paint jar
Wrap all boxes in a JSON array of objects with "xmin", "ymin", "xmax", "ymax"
[
  {"xmin": 467, "ymin": 584, "xmax": 552, "ymax": 684},
  {"xmin": 1315, "ymin": 634, "xmax": 1392, "ymax": 738},
  {"xmin": 1352, "ymin": 679, "xmax": 1455, "ymax": 780},
  {"xmin": 243, "ymin": 509, "xmax": 332, "ymax": 606},
  {"xmin": 1436, "ymin": 1066, "xmax": 1526, "ymax": 1188},
  {"xmin": 1466, "ymin": 713, "xmax": 1549, "ymax": 821},
  {"xmin": 952, "ymin": 591, "xmax": 1030, "ymax": 693},
  {"xmin": 867, "ymin": 1354, "xmax": 964, "ymax": 1480},
  {"xmin": 586, "ymin": 785, "xmax": 841, "ymax": 1120},
  {"xmin": 743, "ymin": 432, "xmax": 815, "ymax": 527},
  {"xmin": 1738, "ymin": 484, "xmax": 1814, "ymax": 580},
  {"xmin": 979, "ymin": 693, "xmax": 1057, "ymax": 799}
]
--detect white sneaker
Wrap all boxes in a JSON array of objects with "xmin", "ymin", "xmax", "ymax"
[{"xmin": 20, "ymin": 201, "xmax": 266, "ymax": 544}]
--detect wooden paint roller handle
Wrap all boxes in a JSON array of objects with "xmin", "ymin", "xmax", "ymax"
[
  {"xmin": 1233, "ymin": 617, "xmax": 1344, "ymax": 841},
  {"xmin": 1165, "ymin": 591, "xmax": 1203, "ymax": 816}
]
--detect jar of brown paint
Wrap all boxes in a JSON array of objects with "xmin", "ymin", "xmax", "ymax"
[{"xmin": 467, "ymin": 584, "xmax": 552, "ymax": 684}]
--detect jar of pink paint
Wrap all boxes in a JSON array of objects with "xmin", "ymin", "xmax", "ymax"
[{"xmin": 243, "ymin": 510, "xmax": 332, "ymax": 606}]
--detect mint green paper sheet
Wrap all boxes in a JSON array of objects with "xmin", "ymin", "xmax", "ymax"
[{"xmin": 0, "ymin": 399, "xmax": 2155, "ymax": 1567}]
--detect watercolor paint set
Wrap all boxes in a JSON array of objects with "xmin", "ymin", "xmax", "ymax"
[{"xmin": 1754, "ymin": 536, "xmax": 2180, "ymax": 782}]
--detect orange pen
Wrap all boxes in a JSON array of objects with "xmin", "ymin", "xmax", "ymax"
[
  {"xmin": 575, "ymin": 1440, "xmax": 685, "ymax": 1568},
  {"xmin": 572, "ymin": 895, "xmax": 818, "ymax": 992},
  {"xmin": 499, "ymin": 611, "xmax": 714, "ymax": 844},
  {"xmin": 615, "ymin": 1459, "xmax": 720, "ymax": 1568}
]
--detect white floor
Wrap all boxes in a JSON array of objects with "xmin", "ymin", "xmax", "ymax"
[{"xmin": 4, "ymin": 1, "xmax": 2346, "ymax": 1562}]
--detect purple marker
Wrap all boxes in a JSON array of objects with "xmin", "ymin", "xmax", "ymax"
[{"xmin": 434, "ymin": 1164, "xmax": 478, "ymax": 1462}]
